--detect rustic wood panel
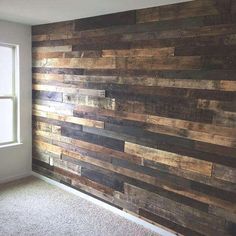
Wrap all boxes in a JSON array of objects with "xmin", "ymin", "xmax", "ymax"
[{"xmin": 32, "ymin": 1, "xmax": 236, "ymax": 235}]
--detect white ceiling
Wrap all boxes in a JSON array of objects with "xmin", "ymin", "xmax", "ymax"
[{"xmin": 0, "ymin": 0, "xmax": 191, "ymax": 25}]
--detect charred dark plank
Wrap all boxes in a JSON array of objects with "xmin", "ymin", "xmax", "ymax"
[
  {"xmin": 75, "ymin": 11, "xmax": 136, "ymax": 31},
  {"xmin": 81, "ymin": 167, "xmax": 124, "ymax": 192},
  {"xmin": 61, "ymin": 126, "xmax": 124, "ymax": 152},
  {"xmin": 32, "ymin": 67, "xmax": 85, "ymax": 75}
]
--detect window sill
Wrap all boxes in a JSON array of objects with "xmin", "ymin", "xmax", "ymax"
[{"xmin": 0, "ymin": 142, "xmax": 23, "ymax": 150}]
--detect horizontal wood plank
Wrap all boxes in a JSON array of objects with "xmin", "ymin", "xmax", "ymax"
[{"xmin": 125, "ymin": 142, "xmax": 213, "ymax": 176}]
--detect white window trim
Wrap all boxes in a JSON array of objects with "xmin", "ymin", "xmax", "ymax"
[{"xmin": 0, "ymin": 43, "xmax": 19, "ymax": 147}]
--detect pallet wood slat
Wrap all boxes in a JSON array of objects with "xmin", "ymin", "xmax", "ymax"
[
  {"xmin": 33, "ymin": 84, "xmax": 105, "ymax": 97},
  {"xmin": 33, "ymin": 58, "xmax": 117, "ymax": 69},
  {"xmin": 32, "ymin": 45, "xmax": 72, "ymax": 53},
  {"xmin": 124, "ymin": 142, "xmax": 213, "ymax": 176},
  {"xmin": 33, "ymin": 109, "xmax": 104, "ymax": 128}
]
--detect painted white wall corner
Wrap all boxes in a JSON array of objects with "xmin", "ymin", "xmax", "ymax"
[{"xmin": 0, "ymin": 20, "xmax": 32, "ymax": 184}]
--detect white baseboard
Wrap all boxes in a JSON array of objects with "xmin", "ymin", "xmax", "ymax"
[
  {"xmin": 31, "ymin": 171, "xmax": 176, "ymax": 236},
  {"xmin": 0, "ymin": 172, "xmax": 31, "ymax": 184}
]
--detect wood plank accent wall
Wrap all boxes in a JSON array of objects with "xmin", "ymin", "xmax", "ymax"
[{"xmin": 32, "ymin": 1, "xmax": 236, "ymax": 235}]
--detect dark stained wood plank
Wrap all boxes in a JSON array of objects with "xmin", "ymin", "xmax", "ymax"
[
  {"xmin": 136, "ymin": 0, "xmax": 219, "ymax": 23},
  {"xmin": 32, "ymin": 20, "xmax": 74, "ymax": 35},
  {"xmin": 81, "ymin": 167, "xmax": 124, "ymax": 192},
  {"xmin": 61, "ymin": 126, "xmax": 124, "ymax": 152},
  {"xmin": 75, "ymin": 11, "xmax": 136, "ymax": 31}
]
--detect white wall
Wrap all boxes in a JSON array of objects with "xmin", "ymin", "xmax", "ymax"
[
  {"xmin": 0, "ymin": 20, "xmax": 32, "ymax": 183},
  {"xmin": 0, "ymin": 0, "xmax": 191, "ymax": 25}
]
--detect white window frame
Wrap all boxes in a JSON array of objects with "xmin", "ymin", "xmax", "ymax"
[{"xmin": 0, "ymin": 43, "xmax": 19, "ymax": 146}]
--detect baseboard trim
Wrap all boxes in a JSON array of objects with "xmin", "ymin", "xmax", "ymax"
[
  {"xmin": 0, "ymin": 172, "xmax": 31, "ymax": 184},
  {"xmin": 31, "ymin": 171, "xmax": 176, "ymax": 236}
]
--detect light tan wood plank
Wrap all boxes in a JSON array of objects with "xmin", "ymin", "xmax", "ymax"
[
  {"xmin": 33, "ymin": 109, "xmax": 104, "ymax": 129},
  {"xmin": 33, "ymin": 84, "xmax": 105, "ymax": 97},
  {"xmin": 33, "ymin": 45, "xmax": 72, "ymax": 53},
  {"xmin": 33, "ymin": 58, "xmax": 116, "ymax": 69},
  {"xmin": 125, "ymin": 142, "xmax": 213, "ymax": 176}
]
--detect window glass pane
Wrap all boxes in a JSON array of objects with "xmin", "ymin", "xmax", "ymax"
[
  {"xmin": 0, "ymin": 99, "xmax": 14, "ymax": 143},
  {"xmin": 0, "ymin": 46, "xmax": 13, "ymax": 95}
]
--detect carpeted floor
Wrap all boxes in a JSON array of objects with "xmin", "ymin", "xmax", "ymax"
[{"xmin": 0, "ymin": 176, "xmax": 159, "ymax": 236}]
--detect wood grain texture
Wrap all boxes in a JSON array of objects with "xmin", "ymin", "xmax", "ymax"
[{"xmin": 32, "ymin": 1, "xmax": 236, "ymax": 235}]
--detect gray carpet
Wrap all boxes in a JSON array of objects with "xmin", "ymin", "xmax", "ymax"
[{"xmin": 0, "ymin": 176, "xmax": 159, "ymax": 236}]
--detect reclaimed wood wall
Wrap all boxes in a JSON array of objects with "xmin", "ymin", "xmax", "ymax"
[{"xmin": 32, "ymin": 1, "xmax": 236, "ymax": 235}]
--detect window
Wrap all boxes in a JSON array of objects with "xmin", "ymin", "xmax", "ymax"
[{"xmin": 0, "ymin": 44, "xmax": 18, "ymax": 145}]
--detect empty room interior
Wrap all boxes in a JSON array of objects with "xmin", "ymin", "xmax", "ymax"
[{"xmin": 0, "ymin": 0, "xmax": 236, "ymax": 235}]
